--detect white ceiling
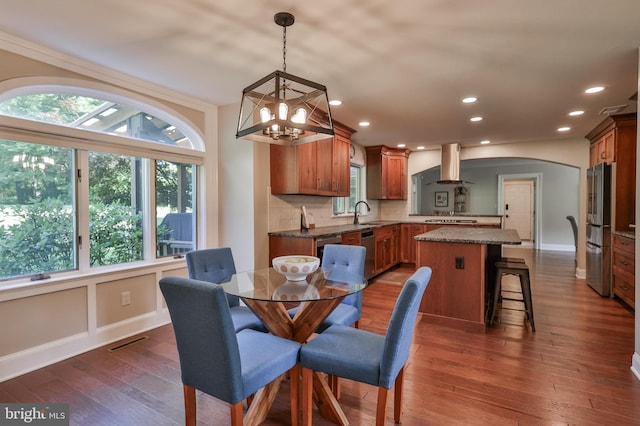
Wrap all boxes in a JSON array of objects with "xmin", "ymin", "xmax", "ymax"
[{"xmin": 1, "ymin": 0, "xmax": 639, "ymax": 149}]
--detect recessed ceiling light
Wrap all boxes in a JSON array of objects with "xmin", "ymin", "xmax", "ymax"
[
  {"xmin": 359, "ymin": 121, "xmax": 370, "ymax": 127},
  {"xmin": 557, "ymin": 126, "xmax": 571, "ymax": 132},
  {"xmin": 329, "ymin": 99, "xmax": 342, "ymax": 106},
  {"xmin": 470, "ymin": 116, "xmax": 483, "ymax": 122},
  {"xmin": 416, "ymin": 146, "xmax": 425, "ymax": 150},
  {"xmin": 480, "ymin": 140, "xmax": 490, "ymax": 145},
  {"xmin": 397, "ymin": 143, "xmax": 406, "ymax": 148},
  {"xmin": 569, "ymin": 110, "xmax": 584, "ymax": 116},
  {"xmin": 462, "ymin": 97, "xmax": 477, "ymax": 104},
  {"xmin": 585, "ymin": 86, "xmax": 605, "ymax": 94}
]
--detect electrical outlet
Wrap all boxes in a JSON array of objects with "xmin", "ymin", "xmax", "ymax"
[
  {"xmin": 455, "ymin": 257, "xmax": 464, "ymax": 269},
  {"xmin": 121, "ymin": 291, "xmax": 131, "ymax": 306}
]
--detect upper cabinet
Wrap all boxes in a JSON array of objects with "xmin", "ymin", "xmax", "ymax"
[
  {"xmin": 586, "ymin": 113, "xmax": 637, "ymax": 232},
  {"xmin": 270, "ymin": 122, "xmax": 355, "ymax": 196},
  {"xmin": 365, "ymin": 145, "xmax": 411, "ymax": 200}
]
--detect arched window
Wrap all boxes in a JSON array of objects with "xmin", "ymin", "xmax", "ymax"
[
  {"xmin": 0, "ymin": 85, "xmax": 204, "ymax": 282},
  {"xmin": 0, "ymin": 93, "xmax": 195, "ymax": 148}
]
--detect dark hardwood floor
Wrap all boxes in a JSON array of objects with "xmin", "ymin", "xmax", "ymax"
[{"xmin": 2, "ymin": 248, "xmax": 639, "ymax": 425}]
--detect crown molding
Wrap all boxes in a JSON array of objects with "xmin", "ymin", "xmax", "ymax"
[{"xmin": 0, "ymin": 30, "xmax": 214, "ymax": 111}]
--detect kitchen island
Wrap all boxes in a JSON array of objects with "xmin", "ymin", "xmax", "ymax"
[{"xmin": 415, "ymin": 227, "xmax": 521, "ymax": 331}]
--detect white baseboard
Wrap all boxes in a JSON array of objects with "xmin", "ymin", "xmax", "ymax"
[
  {"xmin": 538, "ymin": 243, "xmax": 575, "ymax": 252},
  {"xmin": 0, "ymin": 310, "xmax": 171, "ymax": 382}
]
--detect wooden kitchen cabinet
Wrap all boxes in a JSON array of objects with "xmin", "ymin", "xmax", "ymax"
[
  {"xmin": 400, "ymin": 223, "xmax": 427, "ymax": 264},
  {"xmin": 589, "ymin": 129, "xmax": 615, "ymax": 167},
  {"xmin": 586, "ymin": 113, "xmax": 637, "ymax": 232},
  {"xmin": 374, "ymin": 225, "xmax": 399, "ymax": 274},
  {"xmin": 341, "ymin": 231, "xmax": 361, "ymax": 246},
  {"xmin": 366, "ymin": 146, "xmax": 411, "ymax": 200},
  {"xmin": 270, "ymin": 121, "xmax": 355, "ymax": 196},
  {"xmin": 612, "ymin": 233, "xmax": 635, "ymax": 310},
  {"xmin": 269, "ymin": 235, "xmax": 315, "ymax": 263}
]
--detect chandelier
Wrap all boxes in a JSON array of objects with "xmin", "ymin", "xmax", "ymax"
[{"xmin": 236, "ymin": 12, "xmax": 334, "ymax": 145}]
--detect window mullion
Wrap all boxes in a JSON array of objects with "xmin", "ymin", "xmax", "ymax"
[{"xmin": 76, "ymin": 150, "xmax": 90, "ymax": 273}]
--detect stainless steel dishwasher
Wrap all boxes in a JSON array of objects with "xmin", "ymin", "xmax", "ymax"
[{"xmin": 361, "ymin": 231, "xmax": 375, "ymax": 279}]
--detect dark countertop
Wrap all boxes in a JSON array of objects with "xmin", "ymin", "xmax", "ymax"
[
  {"xmin": 613, "ymin": 230, "xmax": 636, "ymax": 240},
  {"xmin": 414, "ymin": 227, "xmax": 521, "ymax": 245},
  {"xmin": 268, "ymin": 216, "xmax": 504, "ymax": 239},
  {"xmin": 268, "ymin": 222, "xmax": 398, "ymax": 239}
]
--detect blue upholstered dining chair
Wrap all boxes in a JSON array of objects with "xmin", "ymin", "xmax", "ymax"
[
  {"xmin": 319, "ymin": 244, "xmax": 367, "ymax": 330},
  {"xmin": 299, "ymin": 266, "xmax": 432, "ymax": 426},
  {"xmin": 186, "ymin": 247, "xmax": 265, "ymax": 332},
  {"xmin": 288, "ymin": 244, "xmax": 366, "ymax": 332},
  {"xmin": 159, "ymin": 277, "xmax": 301, "ymax": 426}
]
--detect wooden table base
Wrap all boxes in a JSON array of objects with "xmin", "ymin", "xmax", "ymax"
[{"xmin": 242, "ymin": 297, "xmax": 350, "ymax": 425}]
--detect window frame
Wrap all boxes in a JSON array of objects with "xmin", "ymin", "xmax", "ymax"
[
  {"xmin": 333, "ymin": 164, "xmax": 364, "ymax": 216},
  {"xmin": 0, "ymin": 83, "xmax": 205, "ymax": 284}
]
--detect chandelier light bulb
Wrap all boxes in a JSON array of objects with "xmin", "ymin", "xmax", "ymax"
[
  {"xmin": 291, "ymin": 107, "xmax": 307, "ymax": 124},
  {"xmin": 278, "ymin": 102, "xmax": 289, "ymax": 120},
  {"xmin": 260, "ymin": 107, "xmax": 271, "ymax": 123}
]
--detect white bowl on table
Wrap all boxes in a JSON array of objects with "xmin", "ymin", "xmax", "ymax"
[{"xmin": 272, "ymin": 255, "xmax": 320, "ymax": 281}]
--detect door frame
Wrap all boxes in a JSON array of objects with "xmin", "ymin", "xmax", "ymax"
[{"xmin": 498, "ymin": 173, "xmax": 542, "ymax": 249}]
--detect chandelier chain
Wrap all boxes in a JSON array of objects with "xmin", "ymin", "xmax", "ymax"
[{"xmin": 282, "ymin": 25, "xmax": 287, "ymax": 73}]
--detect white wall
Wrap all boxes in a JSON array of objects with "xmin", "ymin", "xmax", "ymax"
[
  {"xmin": 218, "ymin": 103, "xmax": 257, "ymax": 271},
  {"xmin": 415, "ymin": 159, "xmax": 580, "ymax": 250}
]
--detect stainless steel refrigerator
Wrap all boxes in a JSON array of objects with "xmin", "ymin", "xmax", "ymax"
[{"xmin": 586, "ymin": 162, "xmax": 612, "ymax": 296}]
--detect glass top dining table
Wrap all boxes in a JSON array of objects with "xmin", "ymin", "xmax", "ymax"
[
  {"xmin": 220, "ymin": 267, "xmax": 367, "ymax": 426},
  {"xmin": 220, "ymin": 267, "xmax": 367, "ymax": 303}
]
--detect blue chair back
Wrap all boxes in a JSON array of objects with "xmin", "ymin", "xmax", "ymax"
[
  {"xmin": 379, "ymin": 266, "xmax": 432, "ymax": 388},
  {"xmin": 159, "ymin": 212, "xmax": 192, "ymax": 241},
  {"xmin": 159, "ymin": 276, "xmax": 244, "ymax": 403},
  {"xmin": 186, "ymin": 247, "xmax": 240, "ymax": 307},
  {"xmin": 321, "ymin": 244, "xmax": 366, "ymax": 309}
]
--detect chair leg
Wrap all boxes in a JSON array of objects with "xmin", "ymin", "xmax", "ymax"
[
  {"xmin": 520, "ymin": 271, "xmax": 535, "ymax": 332},
  {"xmin": 490, "ymin": 271, "xmax": 503, "ymax": 325},
  {"xmin": 376, "ymin": 387, "xmax": 389, "ymax": 426},
  {"xmin": 329, "ymin": 374, "xmax": 341, "ymax": 399},
  {"xmin": 394, "ymin": 367, "xmax": 404, "ymax": 423},
  {"xmin": 230, "ymin": 402, "xmax": 243, "ymax": 426},
  {"xmin": 183, "ymin": 384, "xmax": 196, "ymax": 426},
  {"xmin": 290, "ymin": 364, "xmax": 300, "ymax": 426},
  {"xmin": 301, "ymin": 367, "xmax": 314, "ymax": 426}
]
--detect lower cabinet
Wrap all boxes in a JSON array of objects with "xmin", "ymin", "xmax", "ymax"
[
  {"xmin": 612, "ymin": 233, "xmax": 635, "ymax": 310},
  {"xmin": 400, "ymin": 223, "xmax": 427, "ymax": 264},
  {"xmin": 269, "ymin": 236, "xmax": 315, "ymax": 263},
  {"xmin": 341, "ymin": 231, "xmax": 361, "ymax": 246},
  {"xmin": 374, "ymin": 225, "xmax": 399, "ymax": 274}
]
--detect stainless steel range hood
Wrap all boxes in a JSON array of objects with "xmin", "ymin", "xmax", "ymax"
[{"xmin": 437, "ymin": 143, "xmax": 467, "ymax": 184}]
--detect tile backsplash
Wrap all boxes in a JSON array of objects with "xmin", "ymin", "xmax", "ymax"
[{"xmin": 268, "ymin": 193, "xmax": 382, "ymax": 232}]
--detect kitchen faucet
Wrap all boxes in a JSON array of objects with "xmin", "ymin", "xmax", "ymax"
[{"xmin": 353, "ymin": 200, "xmax": 371, "ymax": 224}]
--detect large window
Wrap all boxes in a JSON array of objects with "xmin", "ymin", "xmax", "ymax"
[
  {"xmin": 156, "ymin": 160, "xmax": 194, "ymax": 257},
  {"xmin": 88, "ymin": 152, "xmax": 144, "ymax": 267},
  {"xmin": 0, "ymin": 139, "xmax": 76, "ymax": 279},
  {"xmin": 333, "ymin": 165, "xmax": 362, "ymax": 215},
  {"xmin": 0, "ymin": 89, "xmax": 201, "ymax": 282}
]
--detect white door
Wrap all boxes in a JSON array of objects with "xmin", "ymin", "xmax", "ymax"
[{"xmin": 503, "ymin": 179, "xmax": 534, "ymax": 241}]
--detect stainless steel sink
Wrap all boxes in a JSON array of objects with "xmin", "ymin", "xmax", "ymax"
[{"xmin": 359, "ymin": 221, "xmax": 388, "ymax": 226}]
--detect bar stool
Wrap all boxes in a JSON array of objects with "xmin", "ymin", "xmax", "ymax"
[
  {"xmin": 490, "ymin": 260, "xmax": 535, "ymax": 331},
  {"xmin": 498, "ymin": 257, "xmax": 525, "ymax": 264}
]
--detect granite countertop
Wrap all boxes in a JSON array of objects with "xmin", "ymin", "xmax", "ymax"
[
  {"xmin": 269, "ymin": 222, "xmax": 398, "ymax": 239},
  {"xmin": 269, "ymin": 216, "xmax": 504, "ymax": 239},
  {"xmin": 414, "ymin": 227, "xmax": 521, "ymax": 245},
  {"xmin": 613, "ymin": 230, "xmax": 636, "ymax": 240}
]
